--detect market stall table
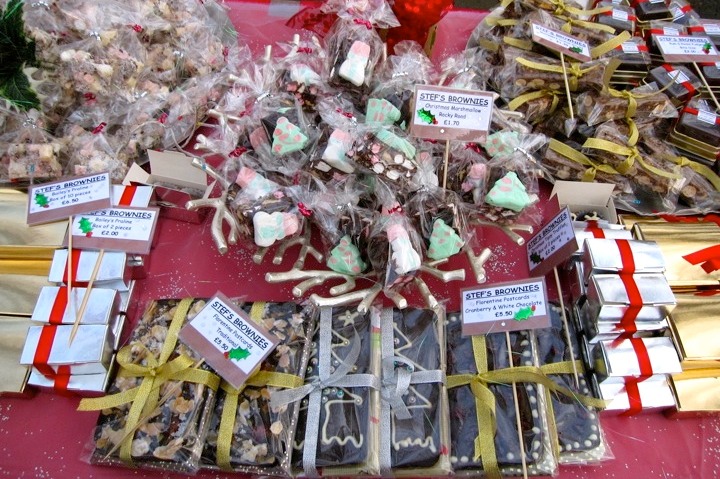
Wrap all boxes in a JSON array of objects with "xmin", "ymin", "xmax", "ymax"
[{"xmin": 2, "ymin": 1, "xmax": 720, "ymax": 478}]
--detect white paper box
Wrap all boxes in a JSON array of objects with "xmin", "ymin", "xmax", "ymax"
[
  {"xmin": 594, "ymin": 374, "xmax": 676, "ymax": 414},
  {"xmin": 28, "ymin": 365, "xmax": 112, "ymax": 396}
]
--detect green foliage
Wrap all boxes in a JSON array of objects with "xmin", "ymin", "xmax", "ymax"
[
  {"xmin": 529, "ymin": 252, "xmax": 543, "ymax": 264},
  {"xmin": 0, "ymin": 0, "xmax": 40, "ymax": 110}
]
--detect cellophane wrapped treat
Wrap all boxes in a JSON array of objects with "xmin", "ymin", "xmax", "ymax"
[
  {"xmin": 81, "ymin": 298, "xmax": 220, "ymax": 474},
  {"xmin": 283, "ymin": 305, "xmax": 381, "ymax": 477},
  {"xmin": 534, "ymin": 303, "xmax": 610, "ymax": 464},
  {"xmin": 378, "ymin": 306, "xmax": 451, "ymax": 476},
  {"xmin": 322, "ymin": 0, "xmax": 399, "ymax": 105},
  {"xmin": 200, "ymin": 301, "xmax": 313, "ymax": 475},
  {"xmin": 0, "ymin": 110, "xmax": 63, "ymax": 184},
  {"xmin": 574, "ymin": 83, "xmax": 677, "ymax": 126},
  {"xmin": 446, "ymin": 313, "xmax": 557, "ymax": 476}
]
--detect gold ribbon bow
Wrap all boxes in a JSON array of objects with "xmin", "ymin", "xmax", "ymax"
[
  {"xmin": 582, "ymin": 137, "xmax": 682, "ymax": 180},
  {"xmin": 78, "ymin": 298, "xmax": 220, "ymax": 465},
  {"xmin": 216, "ymin": 372, "xmax": 303, "ymax": 470},
  {"xmin": 214, "ymin": 301, "xmax": 304, "ymax": 471},
  {"xmin": 668, "ymin": 156, "xmax": 720, "ymax": 191},
  {"xmin": 548, "ymin": 138, "xmax": 621, "ymax": 181},
  {"xmin": 515, "ymin": 57, "xmax": 601, "ymax": 92},
  {"xmin": 509, "ymin": 89, "xmax": 562, "ymax": 120},
  {"xmin": 446, "ymin": 336, "xmax": 604, "ymax": 479}
]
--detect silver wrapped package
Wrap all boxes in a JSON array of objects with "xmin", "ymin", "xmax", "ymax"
[
  {"xmin": 572, "ymin": 221, "xmax": 633, "ymax": 255},
  {"xmin": 583, "ymin": 273, "xmax": 676, "ymax": 324},
  {"xmin": 582, "ymin": 238, "xmax": 666, "ymax": 280},
  {"xmin": 592, "ymin": 374, "xmax": 676, "ymax": 414},
  {"xmin": 592, "ymin": 337, "xmax": 682, "ymax": 381},
  {"xmin": 48, "ymin": 249, "xmax": 132, "ymax": 291},
  {"xmin": 31, "ymin": 286, "xmax": 120, "ymax": 325},
  {"xmin": 20, "ymin": 322, "xmax": 116, "ymax": 376}
]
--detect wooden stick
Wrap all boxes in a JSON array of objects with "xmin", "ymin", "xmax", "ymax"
[
  {"xmin": 442, "ymin": 139, "xmax": 451, "ymax": 190},
  {"xmin": 693, "ymin": 62, "xmax": 720, "ymax": 111},
  {"xmin": 554, "ymin": 266, "xmax": 580, "ymax": 389},
  {"xmin": 505, "ymin": 331, "xmax": 528, "ymax": 479},
  {"xmin": 560, "ymin": 53, "xmax": 575, "ymax": 120},
  {"xmin": 68, "ymin": 249, "xmax": 104, "ymax": 345},
  {"xmin": 66, "ymin": 216, "xmax": 74, "ymax": 319}
]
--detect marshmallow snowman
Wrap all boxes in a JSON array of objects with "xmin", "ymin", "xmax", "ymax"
[
  {"xmin": 338, "ymin": 41, "xmax": 371, "ymax": 87},
  {"xmin": 321, "ymin": 129, "xmax": 355, "ymax": 173}
]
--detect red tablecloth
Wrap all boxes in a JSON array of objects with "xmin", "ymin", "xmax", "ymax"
[{"xmin": 2, "ymin": 2, "xmax": 720, "ymax": 478}]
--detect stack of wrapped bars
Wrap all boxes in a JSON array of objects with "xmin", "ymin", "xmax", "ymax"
[
  {"xmin": 576, "ymin": 237, "xmax": 682, "ymax": 414},
  {"xmin": 18, "ymin": 184, "xmax": 151, "ymax": 395}
]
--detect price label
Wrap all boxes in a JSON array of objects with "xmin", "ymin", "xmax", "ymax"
[
  {"xmin": 178, "ymin": 293, "xmax": 278, "ymax": 389},
  {"xmin": 531, "ymin": 23, "xmax": 592, "ymax": 62},
  {"xmin": 654, "ymin": 34, "xmax": 720, "ymax": 62},
  {"xmin": 612, "ymin": 9, "xmax": 629, "ymax": 22},
  {"xmin": 27, "ymin": 172, "xmax": 112, "ymax": 225},
  {"xmin": 69, "ymin": 207, "xmax": 159, "ymax": 254},
  {"xmin": 697, "ymin": 109, "xmax": 718, "ymax": 125},
  {"xmin": 461, "ymin": 278, "xmax": 550, "ymax": 335},
  {"xmin": 410, "ymin": 85, "xmax": 494, "ymax": 142},
  {"xmin": 621, "ymin": 41, "xmax": 640, "ymax": 53},
  {"xmin": 702, "ymin": 22, "xmax": 720, "ymax": 35},
  {"xmin": 526, "ymin": 207, "xmax": 578, "ymax": 278}
]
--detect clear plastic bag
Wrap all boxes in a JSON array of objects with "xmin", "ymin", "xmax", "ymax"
[
  {"xmin": 83, "ymin": 298, "xmax": 218, "ymax": 474},
  {"xmin": 575, "ymin": 83, "xmax": 678, "ymax": 126},
  {"xmin": 201, "ymin": 301, "xmax": 313, "ymax": 475},
  {"xmin": 0, "ymin": 110, "xmax": 63, "ymax": 184},
  {"xmin": 446, "ymin": 313, "xmax": 558, "ymax": 476}
]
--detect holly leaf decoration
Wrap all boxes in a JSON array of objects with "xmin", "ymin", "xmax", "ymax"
[
  {"xmin": 703, "ymin": 42, "xmax": 712, "ymax": 54},
  {"xmin": 34, "ymin": 192, "xmax": 49, "ymax": 207},
  {"xmin": 530, "ymin": 252, "xmax": 543, "ymax": 264},
  {"xmin": 569, "ymin": 46, "xmax": 583, "ymax": 54},
  {"xmin": 417, "ymin": 108, "xmax": 437, "ymax": 125},
  {"xmin": 79, "ymin": 217, "xmax": 93, "ymax": 235},
  {"xmin": 224, "ymin": 347, "xmax": 251, "ymax": 361},
  {"xmin": 0, "ymin": 0, "xmax": 40, "ymax": 111},
  {"xmin": 514, "ymin": 305, "xmax": 535, "ymax": 321}
]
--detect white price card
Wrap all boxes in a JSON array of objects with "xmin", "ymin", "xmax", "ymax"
[
  {"xmin": 526, "ymin": 207, "xmax": 578, "ymax": 278},
  {"xmin": 531, "ymin": 23, "xmax": 592, "ymax": 62},
  {"xmin": 69, "ymin": 206, "xmax": 159, "ymax": 254},
  {"xmin": 410, "ymin": 85, "xmax": 494, "ymax": 143},
  {"xmin": 654, "ymin": 34, "xmax": 720, "ymax": 62},
  {"xmin": 27, "ymin": 172, "xmax": 112, "ymax": 225},
  {"xmin": 461, "ymin": 278, "xmax": 550, "ymax": 336},
  {"xmin": 179, "ymin": 293, "xmax": 278, "ymax": 389}
]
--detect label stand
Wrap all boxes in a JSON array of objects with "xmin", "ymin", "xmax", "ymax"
[
  {"xmin": 505, "ymin": 331, "xmax": 529, "ymax": 479},
  {"xmin": 560, "ymin": 52, "xmax": 576, "ymax": 121}
]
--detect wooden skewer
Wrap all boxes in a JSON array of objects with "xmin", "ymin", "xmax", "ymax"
[
  {"xmin": 693, "ymin": 62, "xmax": 720, "ymax": 111},
  {"xmin": 68, "ymin": 249, "xmax": 104, "ymax": 345},
  {"xmin": 554, "ymin": 266, "xmax": 580, "ymax": 389},
  {"xmin": 505, "ymin": 331, "xmax": 528, "ymax": 479},
  {"xmin": 560, "ymin": 52, "xmax": 575, "ymax": 120},
  {"xmin": 66, "ymin": 216, "xmax": 74, "ymax": 320}
]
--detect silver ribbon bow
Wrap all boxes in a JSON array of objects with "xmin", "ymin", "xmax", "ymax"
[
  {"xmin": 378, "ymin": 307, "xmax": 446, "ymax": 476},
  {"xmin": 269, "ymin": 307, "xmax": 379, "ymax": 478}
]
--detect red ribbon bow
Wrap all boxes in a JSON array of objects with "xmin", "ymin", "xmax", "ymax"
[
  {"xmin": 229, "ymin": 146, "xmax": 247, "ymax": 158},
  {"xmin": 297, "ymin": 47, "xmax": 313, "ymax": 54},
  {"xmin": 353, "ymin": 18, "xmax": 373, "ymax": 30},
  {"xmin": 92, "ymin": 122, "xmax": 107, "ymax": 134},
  {"xmin": 297, "ymin": 202, "xmax": 313, "ymax": 217}
]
